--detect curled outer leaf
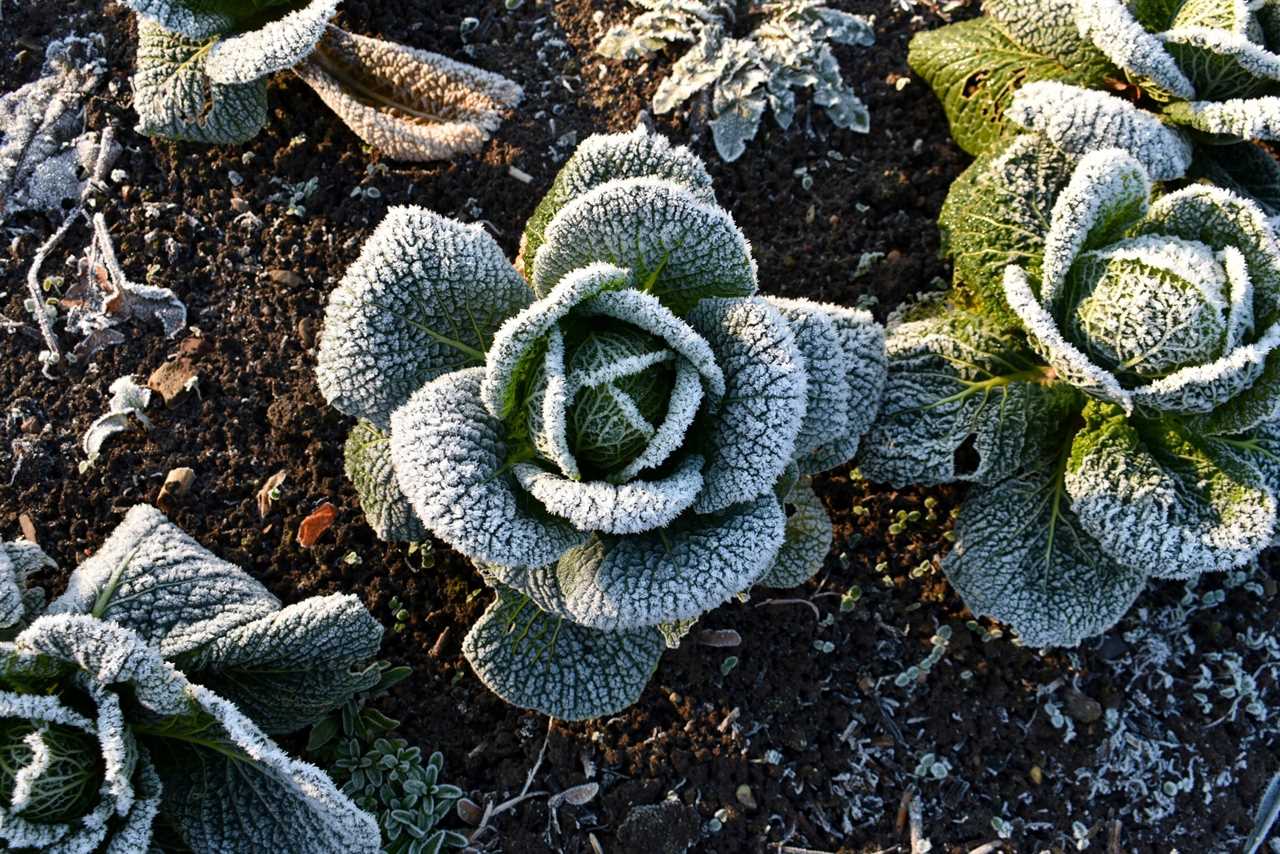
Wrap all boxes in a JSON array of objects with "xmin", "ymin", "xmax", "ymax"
[
  {"xmin": 858, "ymin": 301, "xmax": 1077, "ymax": 488},
  {"xmin": 766, "ymin": 296, "xmax": 888, "ymax": 473},
  {"xmin": 531, "ymin": 177, "xmax": 757, "ymax": 315},
  {"xmin": 1165, "ymin": 95, "xmax": 1280, "ymax": 139},
  {"xmin": 133, "ymin": 22, "xmax": 269, "ymax": 146},
  {"xmin": 0, "ymin": 541, "xmax": 52, "ymax": 634},
  {"xmin": 48, "ymin": 504, "xmax": 280, "ymax": 659},
  {"xmin": 1065, "ymin": 404, "xmax": 1278, "ymax": 579},
  {"xmin": 942, "ymin": 463, "xmax": 1150, "ymax": 648},
  {"xmin": 390, "ymin": 367, "xmax": 588, "ymax": 569},
  {"xmin": 486, "ymin": 493, "xmax": 786, "ymax": 631},
  {"xmin": 1007, "ymin": 81, "xmax": 1194, "ymax": 181},
  {"xmin": 204, "ymin": 0, "xmax": 340, "ymax": 85},
  {"xmin": 316, "ymin": 206, "xmax": 532, "ymax": 429},
  {"xmin": 686, "ymin": 297, "xmax": 808, "ymax": 514},
  {"xmin": 757, "ymin": 476, "xmax": 834, "ymax": 588},
  {"xmin": 521, "ymin": 124, "xmax": 716, "ymax": 276},
  {"xmin": 296, "ymin": 28, "xmax": 523, "ymax": 163},
  {"xmin": 162, "ymin": 683, "xmax": 380, "ymax": 853},
  {"xmin": 462, "ymin": 588, "xmax": 665, "ymax": 721},
  {"xmin": 344, "ymin": 419, "xmax": 427, "ymax": 543},
  {"xmin": 116, "ymin": 0, "xmax": 231, "ymax": 41},
  {"xmin": 1075, "ymin": 0, "xmax": 1196, "ymax": 99}
]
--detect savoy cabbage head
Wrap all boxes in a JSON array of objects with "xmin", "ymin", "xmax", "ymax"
[
  {"xmin": 123, "ymin": 0, "xmax": 521, "ymax": 160},
  {"xmin": 0, "ymin": 505, "xmax": 383, "ymax": 852},
  {"xmin": 859, "ymin": 132, "xmax": 1280, "ymax": 647},
  {"xmin": 909, "ymin": 0, "xmax": 1280, "ymax": 214},
  {"xmin": 596, "ymin": 0, "xmax": 875, "ymax": 161},
  {"xmin": 315, "ymin": 125, "xmax": 888, "ymax": 719}
]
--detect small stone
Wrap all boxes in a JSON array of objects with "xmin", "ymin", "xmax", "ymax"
[
  {"xmin": 148, "ymin": 357, "xmax": 199, "ymax": 406},
  {"xmin": 455, "ymin": 797, "xmax": 483, "ymax": 825},
  {"xmin": 157, "ymin": 467, "xmax": 195, "ymax": 508},
  {"xmin": 297, "ymin": 317, "xmax": 317, "ymax": 349},
  {"xmin": 1029, "ymin": 765, "xmax": 1043, "ymax": 785},
  {"xmin": 1064, "ymin": 688, "xmax": 1103, "ymax": 724},
  {"xmin": 265, "ymin": 269, "xmax": 304, "ymax": 288},
  {"xmin": 735, "ymin": 784, "xmax": 756, "ymax": 811},
  {"xmin": 17, "ymin": 513, "xmax": 36, "ymax": 544}
]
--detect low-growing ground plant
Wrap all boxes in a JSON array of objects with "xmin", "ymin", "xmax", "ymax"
[
  {"xmin": 596, "ymin": 0, "xmax": 875, "ymax": 161},
  {"xmin": 910, "ymin": 0, "xmax": 1280, "ymax": 214},
  {"xmin": 315, "ymin": 125, "xmax": 887, "ymax": 719},
  {"xmin": 121, "ymin": 0, "xmax": 522, "ymax": 159},
  {"xmin": 858, "ymin": 132, "xmax": 1280, "ymax": 646},
  {"xmin": 0, "ymin": 504, "xmax": 384, "ymax": 851}
]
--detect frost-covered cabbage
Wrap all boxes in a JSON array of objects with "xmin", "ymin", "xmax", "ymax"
[
  {"xmin": 315, "ymin": 126, "xmax": 887, "ymax": 719},
  {"xmin": 596, "ymin": 0, "xmax": 875, "ymax": 161},
  {"xmin": 0, "ymin": 505, "xmax": 383, "ymax": 852},
  {"xmin": 123, "ymin": 0, "xmax": 521, "ymax": 159},
  {"xmin": 860, "ymin": 137, "xmax": 1280, "ymax": 648},
  {"xmin": 910, "ymin": 0, "xmax": 1280, "ymax": 214}
]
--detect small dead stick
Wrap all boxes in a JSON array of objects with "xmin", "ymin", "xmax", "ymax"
[
  {"xmin": 467, "ymin": 717, "xmax": 552, "ymax": 845},
  {"xmin": 24, "ymin": 124, "xmax": 116, "ymax": 375},
  {"xmin": 1108, "ymin": 819, "xmax": 1122, "ymax": 854},
  {"xmin": 907, "ymin": 792, "xmax": 927, "ymax": 854},
  {"xmin": 754, "ymin": 597, "xmax": 821, "ymax": 620}
]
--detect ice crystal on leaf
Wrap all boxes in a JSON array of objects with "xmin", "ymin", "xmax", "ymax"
[
  {"xmin": 860, "ymin": 138, "xmax": 1280, "ymax": 647},
  {"xmin": 910, "ymin": 0, "xmax": 1280, "ymax": 213},
  {"xmin": 0, "ymin": 505, "xmax": 383, "ymax": 853},
  {"xmin": 123, "ymin": 0, "xmax": 521, "ymax": 159},
  {"xmin": 596, "ymin": 0, "xmax": 875, "ymax": 161},
  {"xmin": 317, "ymin": 126, "xmax": 888, "ymax": 719}
]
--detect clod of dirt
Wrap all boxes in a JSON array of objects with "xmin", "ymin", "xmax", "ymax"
[
  {"xmin": 615, "ymin": 799, "xmax": 700, "ymax": 854},
  {"xmin": 156, "ymin": 466, "xmax": 194, "ymax": 509},
  {"xmin": 147, "ymin": 356, "xmax": 199, "ymax": 406},
  {"xmin": 1065, "ymin": 688, "xmax": 1103, "ymax": 725}
]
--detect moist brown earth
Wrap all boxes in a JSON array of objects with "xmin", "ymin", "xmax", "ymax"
[{"xmin": 2, "ymin": 1, "xmax": 1277, "ymax": 851}]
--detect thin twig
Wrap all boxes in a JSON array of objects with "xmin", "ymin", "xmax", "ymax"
[
  {"xmin": 467, "ymin": 717, "xmax": 553, "ymax": 844},
  {"xmin": 967, "ymin": 843, "xmax": 1003, "ymax": 854},
  {"xmin": 908, "ymin": 793, "xmax": 927, "ymax": 854},
  {"xmin": 753, "ymin": 597, "xmax": 821, "ymax": 620}
]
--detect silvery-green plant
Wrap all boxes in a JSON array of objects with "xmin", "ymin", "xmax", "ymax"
[
  {"xmin": 0, "ymin": 504, "xmax": 384, "ymax": 852},
  {"xmin": 859, "ymin": 136, "xmax": 1280, "ymax": 647},
  {"xmin": 123, "ymin": 0, "xmax": 522, "ymax": 160},
  {"xmin": 909, "ymin": 0, "xmax": 1280, "ymax": 213},
  {"xmin": 315, "ymin": 125, "xmax": 887, "ymax": 720},
  {"xmin": 596, "ymin": 0, "xmax": 874, "ymax": 161}
]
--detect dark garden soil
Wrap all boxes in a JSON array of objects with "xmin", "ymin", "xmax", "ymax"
[{"xmin": 1, "ymin": 0, "xmax": 1277, "ymax": 851}]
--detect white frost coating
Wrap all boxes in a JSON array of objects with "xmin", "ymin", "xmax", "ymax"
[
  {"xmin": 1160, "ymin": 26, "xmax": 1280, "ymax": 83},
  {"xmin": 943, "ymin": 468, "xmax": 1151, "ymax": 647},
  {"xmin": 390, "ymin": 367, "xmax": 588, "ymax": 568},
  {"xmin": 1039, "ymin": 147, "xmax": 1151, "ymax": 306},
  {"xmin": 566, "ymin": 349, "xmax": 674, "ymax": 398},
  {"xmin": 1221, "ymin": 244, "xmax": 1256, "ymax": 351},
  {"xmin": 1076, "ymin": 0, "xmax": 1196, "ymax": 98},
  {"xmin": 530, "ymin": 327, "xmax": 581, "ymax": 480},
  {"xmin": 317, "ymin": 206, "xmax": 531, "ymax": 429},
  {"xmin": 178, "ymin": 683, "xmax": 380, "ymax": 853},
  {"xmin": 501, "ymin": 493, "xmax": 787, "ymax": 630},
  {"xmin": 686, "ymin": 297, "xmax": 808, "ymax": 513},
  {"xmin": 1066, "ymin": 416, "xmax": 1278, "ymax": 577},
  {"xmin": 1004, "ymin": 266, "xmax": 1133, "ymax": 409},
  {"xmin": 532, "ymin": 177, "xmax": 757, "ymax": 313},
  {"xmin": 204, "ymin": 0, "xmax": 339, "ymax": 84},
  {"xmin": 295, "ymin": 28, "xmax": 523, "ymax": 162},
  {"xmin": 1131, "ymin": 319, "xmax": 1280, "ymax": 411},
  {"xmin": 513, "ymin": 454, "xmax": 704, "ymax": 534},
  {"xmin": 614, "ymin": 357, "xmax": 705, "ymax": 480},
  {"xmin": 82, "ymin": 376, "xmax": 152, "ymax": 466},
  {"xmin": 1169, "ymin": 94, "xmax": 1280, "ymax": 138},
  {"xmin": 49, "ymin": 504, "xmax": 280, "ymax": 657},
  {"xmin": 552, "ymin": 123, "xmax": 716, "ymax": 206},
  {"xmin": 14, "ymin": 615, "xmax": 189, "ymax": 716},
  {"xmin": 765, "ymin": 298, "xmax": 850, "ymax": 458},
  {"xmin": 343, "ymin": 420, "xmax": 426, "ymax": 543},
  {"xmin": 578, "ymin": 287, "xmax": 727, "ymax": 396},
  {"xmin": 9, "ymin": 730, "xmax": 53, "ymax": 811},
  {"xmin": 1007, "ymin": 82, "xmax": 1194, "ymax": 181},
  {"xmin": 115, "ymin": 0, "xmax": 231, "ymax": 40},
  {"xmin": 758, "ymin": 476, "xmax": 834, "ymax": 588},
  {"xmin": 0, "ymin": 541, "xmax": 51, "ymax": 631},
  {"xmin": 481, "ymin": 262, "xmax": 631, "ymax": 419}
]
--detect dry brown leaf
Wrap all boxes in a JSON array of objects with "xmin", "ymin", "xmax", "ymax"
[
  {"xmin": 548, "ymin": 783, "xmax": 599, "ymax": 809},
  {"xmin": 297, "ymin": 501, "xmax": 337, "ymax": 548},
  {"xmin": 257, "ymin": 470, "xmax": 287, "ymax": 519},
  {"xmin": 295, "ymin": 27, "xmax": 522, "ymax": 162}
]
